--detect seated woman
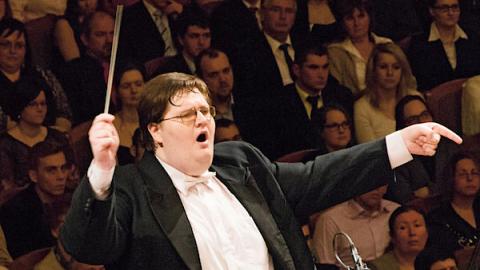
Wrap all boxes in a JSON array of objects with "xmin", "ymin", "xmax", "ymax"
[
  {"xmin": 112, "ymin": 62, "xmax": 146, "ymax": 165},
  {"xmin": 53, "ymin": 0, "xmax": 99, "ymax": 64},
  {"xmin": 426, "ymin": 152, "xmax": 480, "ymax": 255},
  {"xmin": 327, "ymin": 0, "xmax": 399, "ymax": 96},
  {"xmin": 388, "ymin": 95, "xmax": 458, "ymax": 203},
  {"xmin": 369, "ymin": 206, "xmax": 429, "ymax": 270},
  {"xmin": 0, "ymin": 18, "xmax": 72, "ymax": 133},
  {"xmin": 407, "ymin": 0, "xmax": 480, "ymax": 91},
  {"xmin": 0, "ymin": 75, "xmax": 68, "ymax": 189},
  {"xmin": 354, "ymin": 43, "xmax": 419, "ymax": 143},
  {"xmin": 292, "ymin": 0, "xmax": 340, "ymax": 46}
]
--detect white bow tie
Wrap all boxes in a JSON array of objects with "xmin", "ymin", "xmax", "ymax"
[{"xmin": 184, "ymin": 171, "xmax": 216, "ymax": 192}]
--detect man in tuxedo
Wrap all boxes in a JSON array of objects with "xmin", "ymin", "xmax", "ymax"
[
  {"xmin": 154, "ymin": 12, "xmax": 211, "ymax": 76},
  {"xmin": 60, "ymin": 73, "xmax": 462, "ymax": 270},
  {"xmin": 117, "ymin": 0, "xmax": 183, "ymax": 65},
  {"xmin": 273, "ymin": 44, "xmax": 354, "ymax": 157}
]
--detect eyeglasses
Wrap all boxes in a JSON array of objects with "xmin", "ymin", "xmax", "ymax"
[
  {"xmin": 0, "ymin": 40, "xmax": 26, "ymax": 51},
  {"xmin": 404, "ymin": 110, "xmax": 432, "ymax": 126},
  {"xmin": 324, "ymin": 121, "xmax": 350, "ymax": 131},
  {"xmin": 455, "ymin": 171, "xmax": 480, "ymax": 179},
  {"xmin": 159, "ymin": 106, "xmax": 216, "ymax": 125},
  {"xmin": 433, "ymin": 4, "xmax": 460, "ymax": 13}
]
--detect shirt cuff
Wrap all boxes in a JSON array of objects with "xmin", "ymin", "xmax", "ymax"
[
  {"xmin": 87, "ymin": 161, "xmax": 114, "ymax": 200},
  {"xmin": 385, "ymin": 131, "xmax": 413, "ymax": 169}
]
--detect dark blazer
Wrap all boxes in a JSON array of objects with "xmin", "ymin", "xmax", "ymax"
[
  {"xmin": 117, "ymin": 1, "xmax": 173, "ymax": 64},
  {"xmin": 210, "ymin": 0, "xmax": 263, "ymax": 59},
  {"xmin": 273, "ymin": 80, "xmax": 354, "ymax": 158},
  {"xmin": 61, "ymin": 140, "xmax": 393, "ymax": 269},
  {"xmin": 152, "ymin": 54, "xmax": 193, "ymax": 78},
  {"xmin": 0, "ymin": 185, "xmax": 55, "ymax": 258},
  {"xmin": 57, "ymin": 55, "xmax": 110, "ymax": 125},
  {"xmin": 407, "ymin": 27, "xmax": 480, "ymax": 91}
]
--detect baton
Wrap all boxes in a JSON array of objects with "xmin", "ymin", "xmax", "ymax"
[{"xmin": 104, "ymin": 5, "xmax": 124, "ymax": 114}]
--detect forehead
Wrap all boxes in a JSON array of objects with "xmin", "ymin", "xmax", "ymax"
[
  {"xmin": 395, "ymin": 210, "xmax": 424, "ymax": 224},
  {"xmin": 37, "ymin": 152, "xmax": 66, "ymax": 169},
  {"xmin": 434, "ymin": 0, "xmax": 459, "ymax": 5},
  {"xmin": 456, "ymin": 158, "xmax": 477, "ymax": 170},
  {"xmin": 304, "ymin": 54, "xmax": 328, "ymax": 65},
  {"xmin": 0, "ymin": 30, "xmax": 25, "ymax": 41},
  {"xmin": 168, "ymin": 89, "xmax": 209, "ymax": 111},
  {"xmin": 325, "ymin": 109, "xmax": 346, "ymax": 122},
  {"xmin": 201, "ymin": 53, "xmax": 230, "ymax": 71},
  {"xmin": 265, "ymin": 0, "xmax": 295, "ymax": 8},
  {"xmin": 121, "ymin": 69, "xmax": 143, "ymax": 81},
  {"xmin": 90, "ymin": 14, "xmax": 114, "ymax": 31},
  {"xmin": 186, "ymin": 25, "xmax": 210, "ymax": 34},
  {"xmin": 377, "ymin": 52, "xmax": 398, "ymax": 63},
  {"xmin": 404, "ymin": 99, "xmax": 427, "ymax": 113}
]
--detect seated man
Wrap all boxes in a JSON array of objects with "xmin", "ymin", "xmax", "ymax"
[
  {"xmin": 214, "ymin": 118, "xmax": 242, "ymax": 143},
  {"xmin": 154, "ymin": 12, "xmax": 211, "ymax": 76},
  {"xmin": 312, "ymin": 185, "xmax": 400, "ymax": 267},
  {"xmin": 0, "ymin": 141, "xmax": 69, "ymax": 258}
]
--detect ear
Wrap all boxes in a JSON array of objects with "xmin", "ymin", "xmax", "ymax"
[
  {"xmin": 148, "ymin": 123, "xmax": 163, "ymax": 147},
  {"xmin": 80, "ymin": 33, "xmax": 88, "ymax": 47},
  {"xmin": 292, "ymin": 63, "xmax": 301, "ymax": 79},
  {"xmin": 29, "ymin": 170, "xmax": 38, "ymax": 183}
]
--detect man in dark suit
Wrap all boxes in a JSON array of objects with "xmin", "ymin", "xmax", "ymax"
[
  {"xmin": 60, "ymin": 73, "xmax": 461, "ymax": 270},
  {"xmin": 153, "ymin": 12, "xmax": 211, "ymax": 76},
  {"xmin": 58, "ymin": 11, "xmax": 114, "ymax": 125},
  {"xmin": 274, "ymin": 44, "xmax": 354, "ymax": 158},
  {"xmin": 117, "ymin": 0, "xmax": 183, "ymax": 65}
]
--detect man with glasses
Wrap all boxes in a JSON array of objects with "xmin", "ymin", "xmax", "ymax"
[
  {"xmin": 408, "ymin": 0, "xmax": 480, "ymax": 91},
  {"xmin": 61, "ymin": 72, "xmax": 462, "ymax": 270}
]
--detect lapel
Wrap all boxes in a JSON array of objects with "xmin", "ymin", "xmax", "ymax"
[
  {"xmin": 138, "ymin": 152, "xmax": 201, "ymax": 270},
  {"xmin": 211, "ymin": 163, "xmax": 296, "ymax": 269}
]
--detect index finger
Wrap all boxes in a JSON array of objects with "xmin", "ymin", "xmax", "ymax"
[{"xmin": 428, "ymin": 123, "xmax": 463, "ymax": 144}]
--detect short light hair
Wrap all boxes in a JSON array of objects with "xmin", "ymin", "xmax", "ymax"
[
  {"xmin": 364, "ymin": 43, "xmax": 417, "ymax": 108},
  {"xmin": 138, "ymin": 73, "xmax": 211, "ymax": 151}
]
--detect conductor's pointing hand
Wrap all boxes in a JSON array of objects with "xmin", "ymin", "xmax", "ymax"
[{"xmin": 401, "ymin": 122, "xmax": 462, "ymax": 156}]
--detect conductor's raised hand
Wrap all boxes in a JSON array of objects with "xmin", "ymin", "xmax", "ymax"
[
  {"xmin": 89, "ymin": 114, "xmax": 119, "ymax": 171},
  {"xmin": 400, "ymin": 122, "xmax": 462, "ymax": 156}
]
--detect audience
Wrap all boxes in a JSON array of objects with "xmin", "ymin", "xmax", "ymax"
[
  {"xmin": 196, "ymin": 48, "xmax": 235, "ymax": 121},
  {"xmin": 408, "ymin": 0, "xmax": 480, "ymax": 91},
  {"xmin": 112, "ymin": 62, "xmax": 145, "ymax": 165},
  {"xmin": 53, "ymin": 0, "xmax": 100, "ymax": 64},
  {"xmin": 328, "ymin": 0, "xmax": 393, "ymax": 96},
  {"xmin": 313, "ymin": 185, "xmax": 399, "ymax": 268},
  {"xmin": 427, "ymin": 152, "xmax": 480, "ymax": 255},
  {"xmin": 117, "ymin": 0, "xmax": 184, "ymax": 64},
  {"xmin": 0, "ymin": 18, "xmax": 72, "ymax": 134},
  {"xmin": 369, "ymin": 206, "xmax": 429, "ymax": 270},
  {"xmin": 57, "ymin": 11, "xmax": 114, "ymax": 125},
  {"xmin": 214, "ymin": 118, "xmax": 242, "ymax": 143},
  {"xmin": 154, "ymin": 11, "xmax": 211, "ymax": 76},
  {"xmin": 389, "ymin": 95, "xmax": 458, "ymax": 203},
  {"xmin": 0, "ymin": 75, "xmax": 68, "ymax": 189},
  {"xmin": 354, "ymin": 43, "xmax": 419, "ymax": 143},
  {"xmin": 0, "ymin": 140, "xmax": 69, "ymax": 258},
  {"xmin": 317, "ymin": 104, "xmax": 354, "ymax": 153},
  {"xmin": 414, "ymin": 247, "xmax": 458, "ymax": 270}
]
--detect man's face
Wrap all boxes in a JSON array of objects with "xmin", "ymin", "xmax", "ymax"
[
  {"xmin": 180, "ymin": 25, "xmax": 211, "ymax": 59},
  {"xmin": 0, "ymin": 31, "xmax": 26, "ymax": 74},
  {"xmin": 149, "ymin": 90, "xmax": 215, "ymax": 176},
  {"xmin": 215, "ymin": 124, "xmax": 242, "ymax": 143},
  {"xmin": 354, "ymin": 185, "xmax": 387, "ymax": 211},
  {"xmin": 200, "ymin": 52, "xmax": 233, "ymax": 100},
  {"xmin": 430, "ymin": 0, "xmax": 460, "ymax": 28},
  {"xmin": 293, "ymin": 54, "xmax": 329, "ymax": 95},
  {"xmin": 261, "ymin": 0, "xmax": 296, "ymax": 39},
  {"xmin": 82, "ymin": 13, "xmax": 114, "ymax": 61},
  {"xmin": 30, "ymin": 152, "xmax": 68, "ymax": 199}
]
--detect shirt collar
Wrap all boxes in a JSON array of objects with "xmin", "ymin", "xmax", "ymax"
[
  {"xmin": 295, "ymin": 83, "xmax": 320, "ymax": 101},
  {"xmin": 264, "ymin": 32, "xmax": 292, "ymax": 51},
  {"xmin": 143, "ymin": 0, "xmax": 163, "ymax": 17},
  {"xmin": 428, "ymin": 22, "xmax": 468, "ymax": 42},
  {"xmin": 155, "ymin": 155, "xmax": 214, "ymax": 196},
  {"xmin": 346, "ymin": 199, "xmax": 391, "ymax": 219},
  {"xmin": 330, "ymin": 33, "xmax": 391, "ymax": 60},
  {"xmin": 242, "ymin": 0, "xmax": 261, "ymax": 10}
]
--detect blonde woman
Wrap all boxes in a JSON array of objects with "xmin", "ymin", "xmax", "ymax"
[{"xmin": 354, "ymin": 43, "xmax": 419, "ymax": 143}]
